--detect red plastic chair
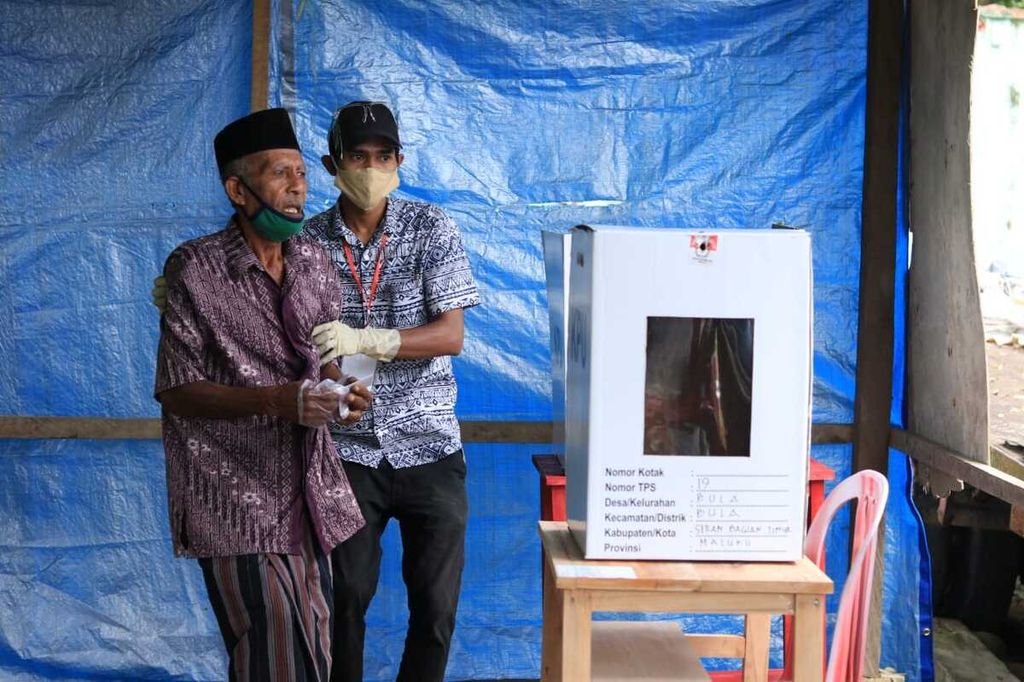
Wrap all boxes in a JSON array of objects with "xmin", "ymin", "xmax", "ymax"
[{"xmin": 794, "ymin": 469, "xmax": 890, "ymax": 682}]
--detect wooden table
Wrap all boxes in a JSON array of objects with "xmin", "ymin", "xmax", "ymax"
[
  {"xmin": 539, "ymin": 521, "xmax": 833, "ymax": 682},
  {"xmin": 531, "ymin": 454, "xmax": 836, "ymax": 681}
]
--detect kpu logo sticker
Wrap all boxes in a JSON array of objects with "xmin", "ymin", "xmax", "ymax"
[{"xmin": 689, "ymin": 234, "xmax": 719, "ymax": 263}]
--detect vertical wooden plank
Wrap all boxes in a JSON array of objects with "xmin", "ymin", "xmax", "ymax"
[
  {"xmin": 793, "ymin": 594, "xmax": 826, "ymax": 682},
  {"xmin": 250, "ymin": 0, "xmax": 271, "ymax": 111},
  {"xmin": 742, "ymin": 613, "xmax": 771, "ymax": 682},
  {"xmin": 561, "ymin": 590, "xmax": 592, "ymax": 681},
  {"xmin": 903, "ymin": 1, "xmax": 984, "ymax": 677},
  {"xmin": 907, "ymin": 3, "xmax": 987, "ymax": 471}
]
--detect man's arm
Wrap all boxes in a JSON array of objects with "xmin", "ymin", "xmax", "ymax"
[
  {"xmin": 311, "ymin": 209, "xmax": 477, "ymax": 366},
  {"xmin": 312, "ymin": 308, "xmax": 465, "ymax": 366},
  {"xmin": 159, "ymin": 381, "xmax": 295, "ymax": 419},
  {"xmin": 394, "ymin": 308, "xmax": 464, "ymax": 359},
  {"xmin": 322, "ymin": 363, "xmax": 343, "ymax": 382},
  {"xmin": 399, "ymin": 208, "xmax": 477, "ymax": 359},
  {"xmin": 160, "ymin": 379, "xmax": 370, "ymax": 426}
]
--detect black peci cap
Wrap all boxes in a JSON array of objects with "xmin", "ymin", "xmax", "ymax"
[
  {"xmin": 214, "ymin": 108, "xmax": 301, "ymax": 175},
  {"xmin": 328, "ymin": 101, "xmax": 402, "ymax": 161}
]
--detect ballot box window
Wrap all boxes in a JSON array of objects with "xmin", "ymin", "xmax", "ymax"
[{"xmin": 644, "ymin": 317, "xmax": 753, "ymax": 456}]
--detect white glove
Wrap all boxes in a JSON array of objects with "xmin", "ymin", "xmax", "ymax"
[
  {"xmin": 152, "ymin": 275, "xmax": 168, "ymax": 314},
  {"xmin": 312, "ymin": 321, "xmax": 401, "ymax": 366}
]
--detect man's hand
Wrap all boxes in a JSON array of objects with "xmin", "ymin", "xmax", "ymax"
[
  {"xmin": 268, "ymin": 379, "xmax": 372, "ymax": 427},
  {"xmin": 296, "ymin": 381, "xmax": 339, "ymax": 427},
  {"xmin": 312, "ymin": 321, "xmax": 361, "ymax": 363},
  {"xmin": 152, "ymin": 275, "xmax": 168, "ymax": 314},
  {"xmin": 312, "ymin": 321, "xmax": 401, "ymax": 365},
  {"xmin": 268, "ymin": 381, "xmax": 337, "ymax": 427},
  {"xmin": 338, "ymin": 380, "xmax": 372, "ymax": 425}
]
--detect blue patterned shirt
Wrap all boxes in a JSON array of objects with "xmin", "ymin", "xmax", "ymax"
[{"xmin": 303, "ymin": 197, "xmax": 480, "ymax": 468}]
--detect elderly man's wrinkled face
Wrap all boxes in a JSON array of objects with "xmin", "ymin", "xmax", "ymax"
[{"xmin": 227, "ymin": 148, "xmax": 307, "ymax": 219}]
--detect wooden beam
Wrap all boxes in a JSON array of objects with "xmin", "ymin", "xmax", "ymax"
[
  {"xmin": 812, "ymin": 423, "xmax": 855, "ymax": 445},
  {"xmin": 892, "ymin": 428, "xmax": 1024, "ymax": 509},
  {"xmin": 0, "ymin": 416, "xmax": 552, "ymax": 444},
  {"xmin": 461, "ymin": 420, "xmax": 552, "ymax": 444},
  {"xmin": 250, "ymin": 0, "xmax": 271, "ymax": 111},
  {"xmin": 853, "ymin": 0, "xmax": 903, "ymax": 477},
  {"xmin": 0, "ymin": 417, "xmax": 161, "ymax": 440},
  {"xmin": 0, "ymin": 417, "xmax": 853, "ymax": 445},
  {"xmin": 992, "ymin": 442, "xmax": 1024, "ymax": 482}
]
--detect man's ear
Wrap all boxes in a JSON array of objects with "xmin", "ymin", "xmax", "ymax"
[
  {"xmin": 223, "ymin": 177, "xmax": 247, "ymax": 205},
  {"xmin": 321, "ymin": 155, "xmax": 337, "ymax": 175},
  {"xmin": 396, "ymin": 152, "xmax": 405, "ymax": 168}
]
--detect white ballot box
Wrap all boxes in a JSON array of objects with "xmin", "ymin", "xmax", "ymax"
[
  {"xmin": 565, "ymin": 225, "xmax": 812, "ymax": 561},
  {"xmin": 542, "ymin": 230, "xmax": 574, "ymax": 454}
]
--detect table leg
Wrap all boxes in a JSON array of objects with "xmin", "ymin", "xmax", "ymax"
[
  {"xmin": 541, "ymin": 559, "xmax": 563, "ymax": 681},
  {"xmin": 562, "ymin": 589, "xmax": 592, "ymax": 681},
  {"xmin": 793, "ymin": 594, "xmax": 826, "ymax": 682},
  {"xmin": 785, "ymin": 479, "xmax": 827, "ymax": 680},
  {"xmin": 742, "ymin": 613, "xmax": 771, "ymax": 682}
]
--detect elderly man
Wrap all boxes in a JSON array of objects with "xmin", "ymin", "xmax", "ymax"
[
  {"xmin": 155, "ymin": 108, "xmax": 371, "ymax": 681},
  {"xmin": 306, "ymin": 101, "xmax": 480, "ymax": 682}
]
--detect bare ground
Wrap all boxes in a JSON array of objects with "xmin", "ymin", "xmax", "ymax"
[{"xmin": 988, "ymin": 343, "xmax": 1024, "ymax": 447}]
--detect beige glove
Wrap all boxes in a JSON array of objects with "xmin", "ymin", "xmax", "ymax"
[
  {"xmin": 312, "ymin": 321, "xmax": 401, "ymax": 366},
  {"xmin": 151, "ymin": 275, "xmax": 168, "ymax": 314}
]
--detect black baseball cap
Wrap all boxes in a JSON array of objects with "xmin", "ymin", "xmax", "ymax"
[
  {"xmin": 214, "ymin": 108, "xmax": 301, "ymax": 176},
  {"xmin": 328, "ymin": 101, "xmax": 402, "ymax": 161}
]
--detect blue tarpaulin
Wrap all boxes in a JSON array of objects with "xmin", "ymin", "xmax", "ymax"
[{"xmin": 0, "ymin": 0, "xmax": 932, "ymax": 679}]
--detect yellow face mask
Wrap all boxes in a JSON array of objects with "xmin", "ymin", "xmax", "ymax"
[{"xmin": 334, "ymin": 168, "xmax": 399, "ymax": 211}]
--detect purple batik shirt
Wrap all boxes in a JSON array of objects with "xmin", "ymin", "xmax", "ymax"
[{"xmin": 155, "ymin": 219, "xmax": 364, "ymax": 558}]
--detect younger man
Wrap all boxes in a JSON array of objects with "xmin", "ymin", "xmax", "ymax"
[{"xmin": 305, "ymin": 101, "xmax": 480, "ymax": 682}]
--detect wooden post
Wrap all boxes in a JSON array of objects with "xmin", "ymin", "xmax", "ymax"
[
  {"xmin": 855, "ymin": 0, "xmax": 902, "ymax": 477},
  {"xmin": 855, "ymin": 0, "xmax": 904, "ymax": 675},
  {"xmin": 251, "ymin": 0, "xmax": 271, "ymax": 111}
]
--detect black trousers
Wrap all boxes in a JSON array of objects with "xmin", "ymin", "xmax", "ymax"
[{"xmin": 330, "ymin": 451, "xmax": 468, "ymax": 682}]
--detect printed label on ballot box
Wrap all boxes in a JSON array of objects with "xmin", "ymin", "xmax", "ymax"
[{"xmin": 564, "ymin": 226, "xmax": 812, "ymax": 561}]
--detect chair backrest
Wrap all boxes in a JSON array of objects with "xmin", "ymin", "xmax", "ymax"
[{"xmin": 802, "ymin": 469, "xmax": 889, "ymax": 682}]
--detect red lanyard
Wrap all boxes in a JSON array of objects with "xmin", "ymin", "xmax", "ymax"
[{"xmin": 342, "ymin": 234, "xmax": 388, "ymax": 328}]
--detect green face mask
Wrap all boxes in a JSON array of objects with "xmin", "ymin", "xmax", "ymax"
[{"xmin": 238, "ymin": 180, "xmax": 305, "ymax": 242}]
